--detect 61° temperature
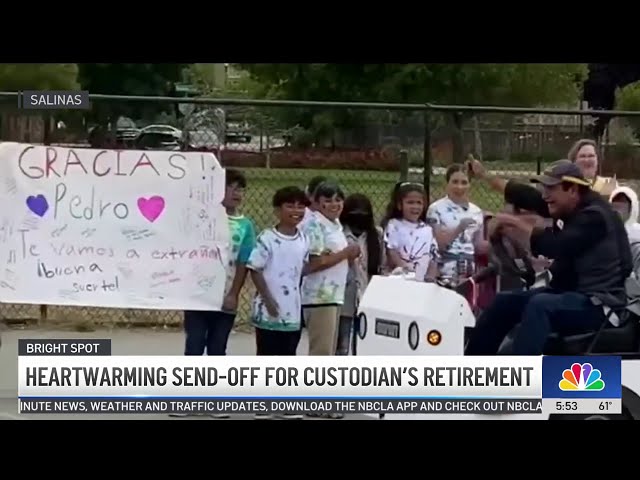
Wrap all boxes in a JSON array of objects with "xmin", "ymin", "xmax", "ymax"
[{"xmin": 599, "ymin": 401, "xmax": 612, "ymax": 411}]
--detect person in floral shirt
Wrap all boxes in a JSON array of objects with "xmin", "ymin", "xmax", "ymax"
[
  {"xmin": 301, "ymin": 181, "xmax": 360, "ymax": 357},
  {"xmin": 428, "ymin": 164, "xmax": 488, "ymax": 281}
]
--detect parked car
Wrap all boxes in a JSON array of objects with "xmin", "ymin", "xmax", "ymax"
[
  {"xmin": 134, "ymin": 131, "xmax": 181, "ymax": 151},
  {"xmin": 139, "ymin": 124, "xmax": 182, "ymax": 140},
  {"xmin": 225, "ymin": 122, "xmax": 251, "ymax": 143}
]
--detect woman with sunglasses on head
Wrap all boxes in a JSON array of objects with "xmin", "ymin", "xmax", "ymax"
[
  {"xmin": 337, "ymin": 193, "xmax": 384, "ymax": 356},
  {"xmin": 427, "ymin": 164, "xmax": 488, "ymax": 283}
]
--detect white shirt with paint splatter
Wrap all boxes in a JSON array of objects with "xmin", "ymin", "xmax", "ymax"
[
  {"xmin": 301, "ymin": 211, "xmax": 349, "ymax": 306},
  {"xmin": 427, "ymin": 196, "xmax": 484, "ymax": 278},
  {"xmin": 383, "ymin": 218, "xmax": 439, "ymax": 280},
  {"xmin": 247, "ymin": 227, "xmax": 309, "ymax": 332}
]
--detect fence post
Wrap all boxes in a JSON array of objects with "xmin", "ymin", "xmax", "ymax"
[
  {"xmin": 422, "ymin": 109, "xmax": 432, "ymax": 204},
  {"xmin": 398, "ymin": 150, "xmax": 409, "ymax": 182}
]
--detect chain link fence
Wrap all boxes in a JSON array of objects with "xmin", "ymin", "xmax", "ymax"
[
  {"xmin": 420, "ymin": 105, "xmax": 640, "ymax": 212},
  {"xmin": 2, "ymin": 93, "xmax": 640, "ymax": 328},
  {"xmin": 419, "ymin": 108, "xmax": 591, "ymax": 213}
]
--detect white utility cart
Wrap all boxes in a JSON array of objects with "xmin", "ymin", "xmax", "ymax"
[{"xmin": 354, "ymin": 274, "xmax": 640, "ymax": 420}]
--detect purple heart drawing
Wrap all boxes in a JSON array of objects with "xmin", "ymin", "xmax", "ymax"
[
  {"xmin": 26, "ymin": 194, "xmax": 49, "ymax": 217},
  {"xmin": 137, "ymin": 196, "xmax": 166, "ymax": 223}
]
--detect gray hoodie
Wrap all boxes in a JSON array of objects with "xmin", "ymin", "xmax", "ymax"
[{"xmin": 609, "ymin": 185, "xmax": 640, "ymax": 277}]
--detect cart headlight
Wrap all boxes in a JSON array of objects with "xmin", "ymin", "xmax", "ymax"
[
  {"xmin": 427, "ymin": 330, "xmax": 442, "ymax": 346},
  {"xmin": 408, "ymin": 322, "xmax": 419, "ymax": 351},
  {"xmin": 357, "ymin": 313, "xmax": 367, "ymax": 340}
]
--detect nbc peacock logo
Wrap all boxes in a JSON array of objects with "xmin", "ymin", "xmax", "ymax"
[{"xmin": 559, "ymin": 362, "xmax": 605, "ymax": 391}]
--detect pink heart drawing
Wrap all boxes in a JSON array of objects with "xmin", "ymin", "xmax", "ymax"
[{"xmin": 137, "ymin": 196, "xmax": 166, "ymax": 223}]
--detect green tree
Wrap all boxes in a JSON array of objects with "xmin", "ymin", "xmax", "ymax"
[
  {"xmin": 615, "ymin": 81, "xmax": 640, "ymax": 141},
  {"xmin": 0, "ymin": 63, "xmax": 80, "ymax": 91},
  {"xmin": 414, "ymin": 64, "xmax": 588, "ymax": 160},
  {"xmin": 77, "ymin": 63, "xmax": 186, "ymax": 95},
  {"xmin": 77, "ymin": 63, "xmax": 189, "ymax": 126},
  {"xmin": 183, "ymin": 64, "xmax": 284, "ymax": 150},
  {"xmin": 236, "ymin": 64, "xmax": 394, "ymax": 146},
  {"xmin": 497, "ymin": 63, "xmax": 587, "ymax": 107},
  {"xmin": 238, "ymin": 63, "xmax": 586, "ymax": 106},
  {"xmin": 184, "ymin": 63, "xmax": 221, "ymax": 93},
  {"xmin": 483, "ymin": 63, "xmax": 588, "ymax": 161},
  {"xmin": 237, "ymin": 63, "xmax": 588, "ymax": 153},
  {"xmin": 0, "ymin": 64, "xmax": 81, "ymax": 142}
]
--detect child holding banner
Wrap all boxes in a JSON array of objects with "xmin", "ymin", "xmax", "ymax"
[
  {"xmin": 219, "ymin": 169, "xmax": 257, "ymax": 324},
  {"xmin": 247, "ymin": 186, "xmax": 309, "ymax": 419},
  {"xmin": 176, "ymin": 169, "xmax": 256, "ymax": 418}
]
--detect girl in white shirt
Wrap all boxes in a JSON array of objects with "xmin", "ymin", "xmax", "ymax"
[{"xmin": 382, "ymin": 182, "xmax": 439, "ymax": 281}]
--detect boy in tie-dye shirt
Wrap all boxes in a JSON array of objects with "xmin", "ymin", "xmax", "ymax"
[
  {"xmin": 176, "ymin": 169, "xmax": 255, "ymax": 419},
  {"xmin": 183, "ymin": 169, "xmax": 256, "ymax": 357}
]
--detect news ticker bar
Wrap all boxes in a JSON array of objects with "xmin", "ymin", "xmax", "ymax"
[
  {"xmin": 20, "ymin": 398, "xmax": 543, "ymax": 415},
  {"xmin": 17, "ymin": 91, "xmax": 91, "ymax": 110},
  {"xmin": 18, "ymin": 340, "xmax": 623, "ymax": 416},
  {"xmin": 18, "ymin": 339, "xmax": 111, "ymax": 356},
  {"xmin": 18, "ymin": 398, "xmax": 621, "ymax": 415}
]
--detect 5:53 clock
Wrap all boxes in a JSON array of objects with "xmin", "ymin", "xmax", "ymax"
[{"xmin": 555, "ymin": 401, "xmax": 578, "ymax": 411}]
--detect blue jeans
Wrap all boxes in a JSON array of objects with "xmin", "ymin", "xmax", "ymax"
[
  {"xmin": 183, "ymin": 310, "xmax": 235, "ymax": 355},
  {"xmin": 255, "ymin": 327, "xmax": 301, "ymax": 355},
  {"xmin": 465, "ymin": 287, "xmax": 607, "ymax": 355}
]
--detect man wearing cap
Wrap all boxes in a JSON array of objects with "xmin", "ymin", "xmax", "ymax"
[{"xmin": 465, "ymin": 160, "xmax": 632, "ymax": 355}]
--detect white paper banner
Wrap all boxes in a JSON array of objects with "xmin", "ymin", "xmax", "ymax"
[{"xmin": 0, "ymin": 142, "xmax": 229, "ymax": 311}]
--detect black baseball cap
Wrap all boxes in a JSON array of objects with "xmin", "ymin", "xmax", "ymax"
[{"xmin": 531, "ymin": 160, "xmax": 592, "ymax": 187}]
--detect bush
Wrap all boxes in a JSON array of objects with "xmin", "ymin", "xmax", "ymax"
[
  {"xmin": 482, "ymin": 152, "xmax": 561, "ymax": 164},
  {"xmin": 216, "ymin": 148, "xmax": 563, "ymax": 172},
  {"xmin": 602, "ymin": 143, "xmax": 640, "ymax": 178},
  {"xmin": 219, "ymin": 147, "xmax": 400, "ymax": 171}
]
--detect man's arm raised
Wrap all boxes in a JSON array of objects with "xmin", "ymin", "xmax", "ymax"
[
  {"xmin": 468, "ymin": 157, "xmax": 550, "ymax": 218},
  {"xmin": 467, "ymin": 156, "xmax": 509, "ymax": 194}
]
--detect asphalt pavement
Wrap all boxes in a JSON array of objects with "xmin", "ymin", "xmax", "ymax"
[{"xmin": 0, "ymin": 327, "xmax": 371, "ymax": 421}]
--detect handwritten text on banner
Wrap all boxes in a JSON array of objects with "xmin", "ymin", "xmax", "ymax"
[{"xmin": 0, "ymin": 142, "xmax": 230, "ymax": 311}]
